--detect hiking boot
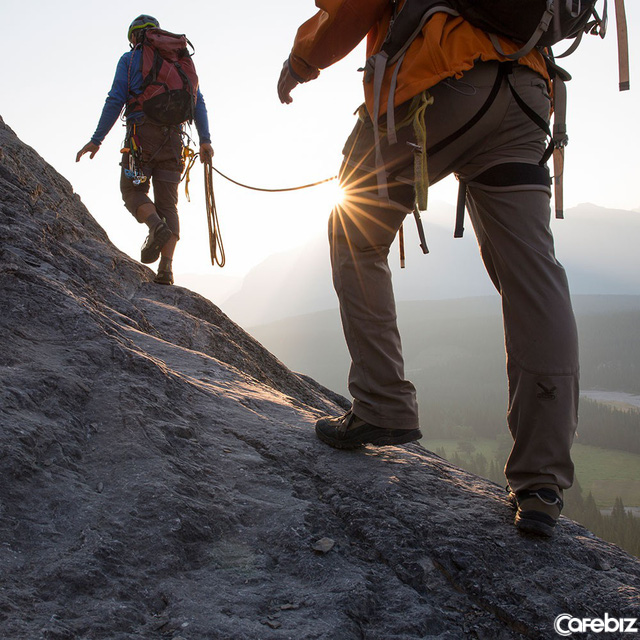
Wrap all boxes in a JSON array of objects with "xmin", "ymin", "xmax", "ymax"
[
  {"xmin": 141, "ymin": 221, "xmax": 173, "ymax": 264},
  {"xmin": 512, "ymin": 485, "xmax": 564, "ymax": 538},
  {"xmin": 315, "ymin": 410, "xmax": 422, "ymax": 450},
  {"xmin": 154, "ymin": 265, "xmax": 174, "ymax": 285}
]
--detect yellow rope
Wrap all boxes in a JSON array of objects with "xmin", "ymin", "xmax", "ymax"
[
  {"xmin": 366, "ymin": 91, "xmax": 434, "ymax": 212},
  {"xmin": 412, "ymin": 91, "xmax": 434, "ymax": 212},
  {"xmin": 181, "ymin": 146, "xmax": 198, "ymax": 201},
  {"xmin": 180, "ymin": 145, "xmax": 338, "ymax": 269},
  {"xmin": 204, "ymin": 161, "xmax": 225, "ymax": 267}
]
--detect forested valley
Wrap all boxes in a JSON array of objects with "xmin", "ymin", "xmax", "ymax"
[{"xmin": 252, "ymin": 296, "xmax": 640, "ymax": 556}]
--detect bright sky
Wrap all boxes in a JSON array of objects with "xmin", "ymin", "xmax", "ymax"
[{"xmin": 2, "ymin": 1, "xmax": 639, "ymax": 279}]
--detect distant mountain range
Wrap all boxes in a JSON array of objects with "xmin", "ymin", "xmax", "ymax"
[
  {"xmin": 186, "ymin": 202, "xmax": 640, "ymax": 327},
  {"xmin": 249, "ymin": 294, "xmax": 640, "ymax": 400}
]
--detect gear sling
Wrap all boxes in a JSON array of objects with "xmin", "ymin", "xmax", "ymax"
[{"xmin": 366, "ymin": 0, "xmax": 630, "ymax": 248}]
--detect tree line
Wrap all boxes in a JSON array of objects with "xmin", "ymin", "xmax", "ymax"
[
  {"xmin": 578, "ymin": 310, "xmax": 640, "ymax": 393},
  {"xmin": 421, "ymin": 391, "xmax": 639, "ymax": 454},
  {"xmin": 440, "ymin": 448, "xmax": 640, "ymax": 558},
  {"xmin": 576, "ymin": 399, "xmax": 640, "ymax": 454}
]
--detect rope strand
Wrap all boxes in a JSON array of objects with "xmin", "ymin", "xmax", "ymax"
[
  {"xmin": 204, "ymin": 162, "xmax": 225, "ymax": 267},
  {"xmin": 183, "ymin": 148, "xmax": 337, "ymax": 269},
  {"xmin": 210, "ymin": 165, "xmax": 337, "ymax": 192}
]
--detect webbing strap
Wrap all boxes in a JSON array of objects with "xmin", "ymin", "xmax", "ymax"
[
  {"xmin": 456, "ymin": 162, "xmax": 552, "ymax": 238},
  {"xmin": 506, "ymin": 77, "xmax": 552, "ymax": 141},
  {"xmin": 454, "ymin": 181, "xmax": 467, "ymax": 238},
  {"xmin": 386, "ymin": 52, "xmax": 407, "ymax": 145},
  {"xmin": 614, "ymin": 0, "xmax": 630, "ymax": 91},
  {"xmin": 505, "ymin": 72, "xmax": 566, "ymax": 220},
  {"xmin": 372, "ymin": 52, "xmax": 391, "ymax": 201},
  {"xmin": 413, "ymin": 206, "xmax": 429, "ymax": 254},
  {"xmin": 448, "ymin": 64, "xmax": 560, "ymax": 237},
  {"xmin": 439, "ymin": 64, "xmax": 506, "ymax": 239},
  {"xmin": 489, "ymin": 5, "xmax": 554, "ymax": 61},
  {"xmin": 398, "ymin": 209, "xmax": 430, "ymax": 268},
  {"xmin": 471, "ymin": 163, "xmax": 552, "ymax": 188},
  {"xmin": 553, "ymin": 147, "xmax": 565, "ymax": 219},
  {"xmin": 428, "ymin": 63, "xmax": 506, "ymax": 156},
  {"xmin": 551, "ymin": 77, "xmax": 568, "ymax": 218},
  {"xmin": 554, "ymin": 30, "xmax": 584, "ymax": 59}
]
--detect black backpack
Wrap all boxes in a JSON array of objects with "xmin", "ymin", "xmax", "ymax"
[
  {"xmin": 365, "ymin": 0, "xmax": 629, "ymax": 249},
  {"xmin": 370, "ymin": 0, "xmax": 628, "ymax": 89}
]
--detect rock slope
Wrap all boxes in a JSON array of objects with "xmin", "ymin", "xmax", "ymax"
[{"xmin": 0, "ymin": 116, "xmax": 638, "ymax": 640}]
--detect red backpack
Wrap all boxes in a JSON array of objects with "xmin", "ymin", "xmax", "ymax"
[{"xmin": 127, "ymin": 28, "xmax": 199, "ymax": 125}]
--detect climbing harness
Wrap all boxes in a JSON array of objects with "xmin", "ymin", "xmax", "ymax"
[
  {"xmin": 123, "ymin": 165, "xmax": 147, "ymax": 186},
  {"xmin": 121, "ymin": 122, "xmax": 183, "ymax": 185},
  {"xmin": 354, "ymin": 94, "xmax": 431, "ymax": 266},
  {"xmin": 431, "ymin": 62, "xmax": 555, "ymax": 238},
  {"xmin": 121, "ymin": 124, "xmax": 147, "ymax": 186},
  {"xmin": 364, "ymin": 0, "xmax": 630, "ymax": 256}
]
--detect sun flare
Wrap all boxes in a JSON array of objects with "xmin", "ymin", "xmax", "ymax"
[{"xmin": 326, "ymin": 180, "xmax": 346, "ymax": 208}]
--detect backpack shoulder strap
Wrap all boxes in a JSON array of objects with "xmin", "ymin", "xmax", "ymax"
[
  {"xmin": 488, "ymin": 4, "xmax": 553, "ymax": 61},
  {"xmin": 382, "ymin": 0, "xmax": 458, "ymax": 67}
]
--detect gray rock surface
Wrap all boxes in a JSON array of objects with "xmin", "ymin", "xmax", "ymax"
[{"xmin": 1, "ymin": 115, "xmax": 638, "ymax": 639}]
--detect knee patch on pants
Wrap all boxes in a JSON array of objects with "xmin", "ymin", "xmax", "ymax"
[{"xmin": 456, "ymin": 162, "xmax": 552, "ymax": 237}]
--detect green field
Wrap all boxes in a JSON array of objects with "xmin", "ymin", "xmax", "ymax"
[{"xmin": 423, "ymin": 438, "xmax": 640, "ymax": 509}]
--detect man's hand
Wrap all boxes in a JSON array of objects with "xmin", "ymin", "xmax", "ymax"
[
  {"xmin": 199, "ymin": 142, "xmax": 214, "ymax": 165},
  {"xmin": 278, "ymin": 59, "xmax": 299, "ymax": 105},
  {"xmin": 76, "ymin": 142, "xmax": 100, "ymax": 162}
]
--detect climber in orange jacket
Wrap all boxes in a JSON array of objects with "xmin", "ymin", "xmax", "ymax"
[{"xmin": 278, "ymin": 1, "xmax": 579, "ymax": 538}]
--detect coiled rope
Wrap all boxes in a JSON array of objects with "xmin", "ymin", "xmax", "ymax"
[
  {"xmin": 181, "ymin": 148, "xmax": 337, "ymax": 268},
  {"xmin": 204, "ymin": 161, "xmax": 225, "ymax": 267}
]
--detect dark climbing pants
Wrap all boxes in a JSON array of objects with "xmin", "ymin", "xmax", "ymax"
[
  {"xmin": 330, "ymin": 61, "xmax": 579, "ymax": 493},
  {"xmin": 120, "ymin": 121, "xmax": 183, "ymax": 237}
]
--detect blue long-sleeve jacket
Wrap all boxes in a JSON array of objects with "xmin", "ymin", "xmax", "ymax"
[{"xmin": 90, "ymin": 48, "xmax": 212, "ymax": 145}]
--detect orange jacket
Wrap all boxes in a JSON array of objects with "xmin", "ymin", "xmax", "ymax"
[{"xmin": 289, "ymin": 0, "xmax": 550, "ymax": 117}]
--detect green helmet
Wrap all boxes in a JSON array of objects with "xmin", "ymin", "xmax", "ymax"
[{"xmin": 127, "ymin": 14, "xmax": 160, "ymax": 41}]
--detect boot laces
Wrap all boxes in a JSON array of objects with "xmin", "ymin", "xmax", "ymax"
[
  {"xmin": 528, "ymin": 489, "xmax": 562, "ymax": 507},
  {"xmin": 337, "ymin": 410, "xmax": 357, "ymax": 435}
]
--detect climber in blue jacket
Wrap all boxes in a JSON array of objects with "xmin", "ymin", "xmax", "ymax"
[{"xmin": 77, "ymin": 14, "xmax": 213, "ymax": 285}]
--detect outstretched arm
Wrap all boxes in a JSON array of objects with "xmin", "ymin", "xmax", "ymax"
[
  {"xmin": 77, "ymin": 52, "xmax": 131, "ymax": 161},
  {"xmin": 278, "ymin": 0, "xmax": 389, "ymax": 104},
  {"xmin": 76, "ymin": 142, "xmax": 100, "ymax": 162},
  {"xmin": 277, "ymin": 60, "xmax": 300, "ymax": 104}
]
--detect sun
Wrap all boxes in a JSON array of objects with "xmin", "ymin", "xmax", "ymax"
[{"xmin": 325, "ymin": 179, "xmax": 345, "ymax": 208}]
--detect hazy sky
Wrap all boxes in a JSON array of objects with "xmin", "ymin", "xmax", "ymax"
[{"xmin": 2, "ymin": 1, "xmax": 639, "ymax": 279}]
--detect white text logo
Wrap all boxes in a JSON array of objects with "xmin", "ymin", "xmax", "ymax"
[{"xmin": 554, "ymin": 613, "xmax": 639, "ymax": 636}]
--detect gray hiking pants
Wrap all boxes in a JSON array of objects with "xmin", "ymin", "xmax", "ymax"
[{"xmin": 330, "ymin": 61, "xmax": 579, "ymax": 492}]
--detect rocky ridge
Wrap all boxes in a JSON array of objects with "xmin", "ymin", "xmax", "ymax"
[{"xmin": 0, "ymin": 116, "xmax": 638, "ymax": 640}]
